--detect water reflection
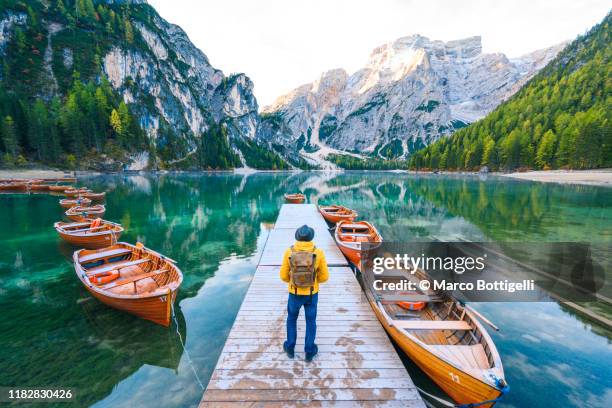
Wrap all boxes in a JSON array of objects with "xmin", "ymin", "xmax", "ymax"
[{"xmin": 0, "ymin": 172, "xmax": 610, "ymax": 408}]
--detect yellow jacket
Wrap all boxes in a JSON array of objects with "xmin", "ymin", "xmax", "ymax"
[{"xmin": 280, "ymin": 241, "xmax": 329, "ymax": 295}]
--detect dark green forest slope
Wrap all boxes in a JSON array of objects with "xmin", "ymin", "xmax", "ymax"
[
  {"xmin": 409, "ymin": 12, "xmax": 611, "ymax": 171},
  {"xmin": 0, "ymin": 0, "xmax": 287, "ymax": 170},
  {"xmin": 0, "ymin": 0, "xmax": 151, "ymax": 169}
]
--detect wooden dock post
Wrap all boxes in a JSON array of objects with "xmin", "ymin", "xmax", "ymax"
[{"xmin": 201, "ymin": 204, "xmax": 425, "ymax": 407}]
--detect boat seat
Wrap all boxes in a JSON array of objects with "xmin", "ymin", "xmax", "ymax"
[
  {"xmin": 86, "ymin": 258, "xmax": 150, "ymax": 275},
  {"xmin": 100, "ymin": 269, "xmax": 169, "ymax": 290},
  {"xmin": 339, "ymin": 223, "xmax": 368, "ymax": 229},
  {"xmin": 429, "ymin": 345, "xmax": 490, "ymax": 369},
  {"xmin": 79, "ymin": 248, "xmax": 132, "ymax": 263},
  {"xmin": 392, "ymin": 320, "xmax": 472, "ymax": 331},
  {"xmin": 65, "ymin": 221, "xmax": 91, "ymax": 228},
  {"xmin": 68, "ymin": 225, "xmax": 109, "ymax": 234}
]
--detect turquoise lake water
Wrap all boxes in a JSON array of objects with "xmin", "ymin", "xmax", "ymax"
[{"xmin": 0, "ymin": 172, "xmax": 610, "ymax": 407}]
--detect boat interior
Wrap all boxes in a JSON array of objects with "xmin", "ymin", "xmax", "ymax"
[
  {"xmin": 375, "ymin": 272, "xmax": 496, "ymax": 372},
  {"xmin": 337, "ymin": 223, "xmax": 380, "ymax": 242},
  {"xmin": 322, "ymin": 206, "xmax": 352, "ymax": 214},
  {"xmin": 58, "ymin": 221, "xmax": 120, "ymax": 235},
  {"xmin": 79, "ymin": 246, "xmax": 179, "ymax": 296}
]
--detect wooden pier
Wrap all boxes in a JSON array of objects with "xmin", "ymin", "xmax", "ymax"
[{"xmin": 201, "ymin": 204, "xmax": 424, "ymax": 407}]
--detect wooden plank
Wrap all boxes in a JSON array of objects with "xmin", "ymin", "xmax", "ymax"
[
  {"xmin": 79, "ymin": 248, "xmax": 131, "ymax": 263},
  {"xmin": 216, "ymin": 351, "xmax": 406, "ymax": 363},
  {"xmin": 392, "ymin": 320, "xmax": 472, "ymax": 331},
  {"xmin": 208, "ymin": 377, "xmax": 417, "ymax": 390},
  {"xmin": 202, "ymin": 388, "xmax": 421, "ymax": 402},
  {"xmin": 213, "ymin": 359, "xmax": 407, "ymax": 370},
  {"xmin": 85, "ymin": 258, "xmax": 150, "ymax": 275},
  {"xmin": 211, "ymin": 368, "xmax": 411, "ymax": 380},
  {"xmin": 201, "ymin": 401, "xmax": 423, "ymax": 408},
  {"xmin": 201, "ymin": 204, "xmax": 423, "ymax": 406}
]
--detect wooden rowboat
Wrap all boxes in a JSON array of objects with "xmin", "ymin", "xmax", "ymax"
[
  {"xmin": 0, "ymin": 182, "xmax": 28, "ymax": 191},
  {"xmin": 49, "ymin": 184, "xmax": 73, "ymax": 192},
  {"xmin": 334, "ymin": 220, "xmax": 382, "ymax": 268},
  {"xmin": 64, "ymin": 188, "xmax": 91, "ymax": 197},
  {"xmin": 59, "ymin": 197, "xmax": 92, "ymax": 209},
  {"xmin": 81, "ymin": 191, "xmax": 106, "ymax": 202},
  {"xmin": 55, "ymin": 219, "xmax": 123, "ymax": 249},
  {"xmin": 284, "ymin": 193, "xmax": 305, "ymax": 203},
  {"xmin": 65, "ymin": 204, "xmax": 106, "ymax": 221},
  {"xmin": 73, "ymin": 242, "xmax": 183, "ymax": 326},
  {"xmin": 365, "ymin": 268, "xmax": 508, "ymax": 407},
  {"xmin": 30, "ymin": 184, "xmax": 50, "ymax": 191},
  {"xmin": 318, "ymin": 205, "xmax": 358, "ymax": 223}
]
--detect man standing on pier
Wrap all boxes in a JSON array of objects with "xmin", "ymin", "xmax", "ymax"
[{"xmin": 280, "ymin": 225, "xmax": 329, "ymax": 362}]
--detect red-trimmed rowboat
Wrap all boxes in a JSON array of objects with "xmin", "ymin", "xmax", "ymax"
[
  {"xmin": 55, "ymin": 219, "xmax": 123, "ymax": 249},
  {"xmin": 334, "ymin": 220, "xmax": 382, "ymax": 268},
  {"xmin": 65, "ymin": 204, "xmax": 105, "ymax": 221},
  {"xmin": 73, "ymin": 242, "xmax": 183, "ymax": 326},
  {"xmin": 319, "ymin": 205, "xmax": 358, "ymax": 224},
  {"xmin": 284, "ymin": 193, "xmax": 305, "ymax": 203}
]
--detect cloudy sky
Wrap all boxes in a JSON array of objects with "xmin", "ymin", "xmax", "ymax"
[{"xmin": 147, "ymin": 0, "xmax": 610, "ymax": 106}]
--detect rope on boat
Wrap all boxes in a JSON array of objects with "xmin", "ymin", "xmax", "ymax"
[
  {"xmin": 171, "ymin": 302, "xmax": 205, "ymax": 391},
  {"xmin": 456, "ymin": 379, "xmax": 510, "ymax": 408},
  {"xmin": 416, "ymin": 386, "xmax": 456, "ymax": 407},
  {"xmin": 254, "ymin": 228, "xmax": 272, "ymax": 266}
]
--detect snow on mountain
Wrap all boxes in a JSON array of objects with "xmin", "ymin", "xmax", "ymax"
[{"xmin": 258, "ymin": 34, "xmax": 566, "ymax": 166}]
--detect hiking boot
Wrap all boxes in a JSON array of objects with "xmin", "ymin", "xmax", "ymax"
[
  {"xmin": 305, "ymin": 344, "xmax": 318, "ymax": 362},
  {"xmin": 283, "ymin": 342, "xmax": 295, "ymax": 359}
]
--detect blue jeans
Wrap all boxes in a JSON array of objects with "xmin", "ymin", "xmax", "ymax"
[{"xmin": 284, "ymin": 293, "xmax": 318, "ymax": 354}]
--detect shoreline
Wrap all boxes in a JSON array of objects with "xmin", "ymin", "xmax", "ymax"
[
  {"xmin": 501, "ymin": 169, "xmax": 612, "ymax": 187},
  {"xmin": 2, "ymin": 168, "xmax": 611, "ymax": 187},
  {"xmin": 0, "ymin": 169, "xmax": 77, "ymax": 180}
]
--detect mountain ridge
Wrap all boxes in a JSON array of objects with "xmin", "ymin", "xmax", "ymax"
[
  {"xmin": 257, "ymin": 34, "xmax": 566, "ymax": 168},
  {"xmin": 0, "ymin": 0, "xmax": 287, "ymax": 170},
  {"xmin": 409, "ymin": 11, "xmax": 611, "ymax": 171}
]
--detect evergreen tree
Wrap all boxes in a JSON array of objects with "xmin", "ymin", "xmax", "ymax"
[
  {"xmin": 410, "ymin": 12, "xmax": 611, "ymax": 171},
  {"xmin": 535, "ymin": 130, "xmax": 557, "ymax": 169},
  {"xmin": 110, "ymin": 108, "xmax": 122, "ymax": 137},
  {"xmin": 1, "ymin": 116, "xmax": 18, "ymax": 158}
]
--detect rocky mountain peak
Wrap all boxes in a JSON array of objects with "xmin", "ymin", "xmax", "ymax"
[{"xmin": 257, "ymin": 33, "xmax": 565, "ymax": 166}]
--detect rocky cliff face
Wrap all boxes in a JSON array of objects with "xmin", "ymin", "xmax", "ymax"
[
  {"xmin": 101, "ymin": 4, "xmax": 259, "ymax": 166},
  {"xmin": 0, "ymin": 0, "xmax": 265, "ymax": 170},
  {"xmin": 259, "ymin": 35, "xmax": 565, "ymax": 165}
]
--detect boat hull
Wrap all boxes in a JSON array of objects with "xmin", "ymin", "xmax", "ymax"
[
  {"xmin": 369, "ymin": 302, "xmax": 502, "ymax": 407},
  {"xmin": 74, "ymin": 243, "xmax": 183, "ymax": 327},
  {"xmin": 284, "ymin": 194, "xmax": 305, "ymax": 203},
  {"xmin": 65, "ymin": 205, "xmax": 105, "ymax": 221},
  {"xmin": 49, "ymin": 185, "xmax": 72, "ymax": 192},
  {"xmin": 65, "ymin": 190, "xmax": 89, "ymax": 198},
  {"xmin": 83, "ymin": 283, "xmax": 178, "ymax": 326},
  {"xmin": 319, "ymin": 206, "xmax": 358, "ymax": 223},
  {"xmin": 60, "ymin": 198, "xmax": 92, "ymax": 209},
  {"xmin": 82, "ymin": 192, "xmax": 106, "ymax": 202},
  {"xmin": 57, "ymin": 229, "xmax": 122, "ymax": 249},
  {"xmin": 336, "ymin": 241, "xmax": 362, "ymax": 266}
]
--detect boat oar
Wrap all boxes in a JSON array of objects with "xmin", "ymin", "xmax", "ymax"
[{"xmin": 463, "ymin": 303, "xmax": 500, "ymax": 331}]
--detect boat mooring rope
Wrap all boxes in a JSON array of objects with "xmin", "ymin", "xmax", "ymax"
[
  {"xmin": 254, "ymin": 228, "xmax": 272, "ymax": 266},
  {"xmin": 416, "ymin": 377, "xmax": 510, "ymax": 408},
  {"xmin": 416, "ymin": 386, "xmax": 456, "ymax": 407},
  {"xmin": 171, "ymin": 302, "xmax": 205, "ymax": 390}
]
